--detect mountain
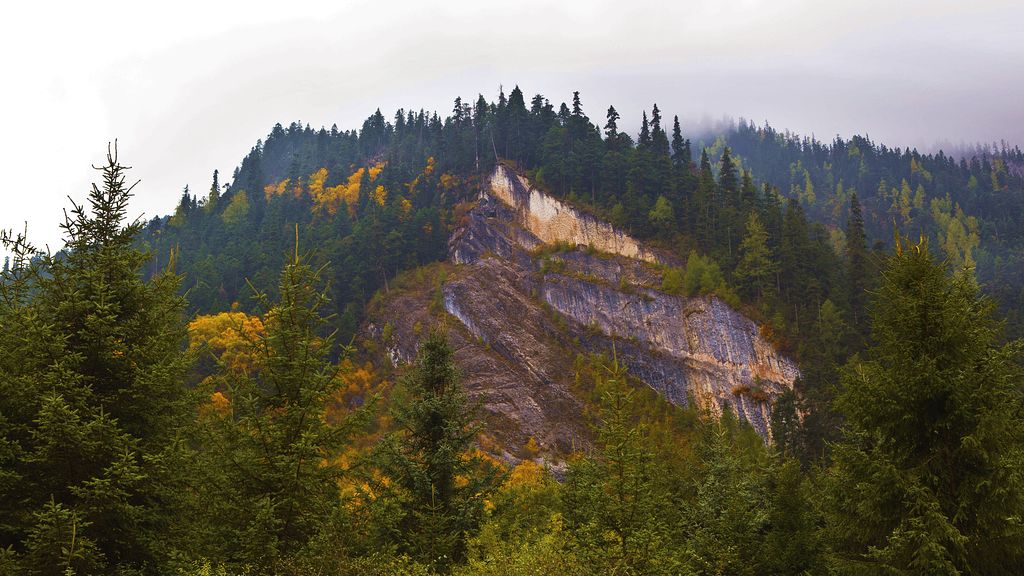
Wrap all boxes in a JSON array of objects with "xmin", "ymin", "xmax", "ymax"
[
  {"xmin": 366, "ymin": 164, "xmax": 798, "ymax": 460},
  {"xmin": 7, "ymin": 89, "xmax": 1024, "ymax": 575},
  {"xmin": 140, "ymin": 87, "xmax": 1024, "ymax": 457}
]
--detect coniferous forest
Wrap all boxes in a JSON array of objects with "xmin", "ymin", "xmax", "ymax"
[{"xmin": 2, "ymin": 86, "xmax": 1023, "ymax": 575}]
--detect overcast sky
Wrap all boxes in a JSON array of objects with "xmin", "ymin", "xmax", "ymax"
[{"xmin": 2, "ymin": 0, "xmax": 1022, "ymax": 254}]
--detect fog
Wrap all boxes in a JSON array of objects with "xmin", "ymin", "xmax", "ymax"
[{"xmin": 2, "ymin": 0, "xmax": 1022, "ymax": 253}]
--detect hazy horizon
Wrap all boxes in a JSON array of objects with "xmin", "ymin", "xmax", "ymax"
[{"xmin": 3, "ymin": 0, "xmax": 1023, "ymax": 254}]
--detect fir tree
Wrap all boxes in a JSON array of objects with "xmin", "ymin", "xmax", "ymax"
[
  {"xmin": 718, "ymin": 147, "xmax": 738, "ymax": 201},
  {"xmin": 563, "ymin": 355, "xmax": 675, "ymax": 575},
  {"xmin": 188, "ymin": 250, "xmax": 368, "ymax": 572},
  {"xmin": 0, "ymin": 145, "xmax": 191, "ymax": 573},
  {"xmin": 604, "ymin": 106, "xmax": 620, "ymax": 142},
  {"xmin": 733, "ymin": 212, "xmax": 777, "ymax": 301},
  {"xmin": 208, "ymin": 169, "xmax": 220, "ymax": 208},
  {"xmin": 670, "ymin": 115, "xmax": 690, "ymax": 166},
  {"xmin": 638, "ymin": 111, "xmax": 651, "ymax": 149},
  {"xmin": 372, "ymin": 329, "xmax": 501, "ymax": 572},
  {"xmin": 650, "ymin": 104, "xmax": 670, "ymax": 157},
  {"xmin": 825, "ymin": 237, "xmax": 1024, "ymax": 574},
  {"xmin": 845, "ymin": 192, "xmax": 869, "ymax": 345},
  {"xmin": 694, "ymin": 149, "xmax": 717, "ymax": 248}
]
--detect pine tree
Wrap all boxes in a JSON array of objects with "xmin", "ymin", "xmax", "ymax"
[
  {"xmin": 189, "ymin": 251, "xmax": 367, "ymax": 572},
  {"xmin": 650, "ymin": 104, "xmax": 670, "ymax": 157},
  {"xmin": 638, "ymin": 111, "xmax": 651, "ymax": 148},
  {"xmin": 372, "ymin": 329, "xmax": 501, "ymax": 572},
  {"xmin": 0, "ymin": 145, "xmax": 191, "ymax": 573},
  {"xmin": 562, "ymin": 355, "xmax": 674, "ymax": 575},
  {"xmin": 845, "ymin": 192, "xmax": 868, "ymax": 344},
  {"xmin": 733, "ymin": 212, "xmax": 777, "ymax": 301},
  {"xmin": 670, "ymin": 115, "xmax": 690, "ymax": 166},
  {"xmin": 825, "ymin": 237, "xmax": 1024, "ymax": 575}
]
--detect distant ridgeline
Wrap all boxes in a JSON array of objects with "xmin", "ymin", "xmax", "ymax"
[{"xmin": 141, "ymin": 87, "xmax": 1024, "ymax": 350}]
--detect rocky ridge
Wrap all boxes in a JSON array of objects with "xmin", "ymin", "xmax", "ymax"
[{"xmin": 370, "ymin": 164, "xmax": 798, "ymax": 461}]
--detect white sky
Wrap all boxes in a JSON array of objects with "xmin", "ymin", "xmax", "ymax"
[{"xmin": 2, "ymin": 0, "xmax": 1023, "ymax": 254}]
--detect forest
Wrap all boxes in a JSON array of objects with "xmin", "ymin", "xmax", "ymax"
[{"xmin": 1, "ymin": 86, "xmax": 1023, "ymax": 575}]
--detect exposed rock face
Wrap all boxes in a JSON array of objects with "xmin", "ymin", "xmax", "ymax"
[
  {"xmin": 487, "ymin": 166, "xmax": 659, "ymax": 263},
  {"xmin": 372, "ymin": 165, "xmax": 798, "ymax": 459}
]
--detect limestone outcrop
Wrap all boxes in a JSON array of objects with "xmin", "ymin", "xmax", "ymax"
[{"xmin": 370, "ymin": 165, "xmax": 799, "ymax": 460}]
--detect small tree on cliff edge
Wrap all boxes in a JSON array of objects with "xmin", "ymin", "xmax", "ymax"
[{"xmin": 825, "ymin": 236, "xmax": 1024, "ymax": 575}]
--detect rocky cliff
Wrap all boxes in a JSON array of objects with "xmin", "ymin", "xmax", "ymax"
[{"xmin": 369, "ymin": 164, "xmax": 798, "ymax": 461}]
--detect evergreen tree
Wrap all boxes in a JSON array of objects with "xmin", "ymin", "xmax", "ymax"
[
  {"xmin": 372, "ymin": 329, "xmax": 501, "ymax": 572},
  {"xmin": 638, "ymin": 111, "xmax": 651, "ymax": 149},
  {"xmin": 650, "ymin": 104, "xmax": 670, "ymax": 157},
  {"xmin": 733, "ymin": 212, "xmax": 777, "ymax": 301},
  {"xmin": 670, "ymin": 115, "xmax": 690, "ymax": 166},
  {"xmin": 188, "ymin": 251, "xmax": 367, "ymax": 573},
  {"xmin": 208, "ymin": 169, "xmax": 220, "ymax": 209},
  {"xmin": 760, "ymin": 460, "xmax": 826, "ymax": 575},
  {"xmin": 718, "ymin": 147, "xmax": 738, "ymax": 202},
  {"xmin": 779, "ymin": 199, "xmax": 812, "ymax": 327},
  {"xmin": 694, "ymin": 149, "xmax": 717, "ymax": 248},
  {"xmin": 825, "ymin": 237, "xmax": 1024, "ymax": 575},
  {"xmin": 845, "ymin": 192, "xmax": 869, "ymax": 344},
  {"xmin": 604, "ymin": 106, "xmax": 620, "ymax": 143},
  {"xmin": 683, "ymin": 410, "xmax": 768, "ymax": 576},
  {"xmin": 0, "ymin": 145, "xmax": 191, "ymax": 574},
  {"xmin": 571, "ymin": 91, "xmax": 583, "ymax": 118},
  {"xmin": 562, "ymin": 356, "xmax": 675, "ymax": 575}
]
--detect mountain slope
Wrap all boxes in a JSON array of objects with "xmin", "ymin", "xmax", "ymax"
[{"xmin": 367, "ymin": 165, "xmax": 798, "ymax": 460}]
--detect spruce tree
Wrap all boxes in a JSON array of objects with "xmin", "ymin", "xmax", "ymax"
[
  {"xmin": 562, "ymin": 355, "xmax": 675, "ymax": 575},
  {"xmin": 189, "ymin": 251, "xmax": 366, "ymax": 573},
  {"xmin": 604, "ymin": 106, "xmax": 620, "ymax": 143},
  {"xmin": 638, "ymin": 111, "xmax": 651, "ymax": 148},
  {"xmin": 372, "ymin": 329, "xmax": 501, "ymax": 572},
  {"xmin": 650, "ymin": 104, "xmax": 670, "ymax": 157},
  {"xmin": 0, "ymin": 145, "xmax": 191, "ymax": 574},
  {"xmin": 825, "ymin": 237, "xmax": 1024, "ymax": 574},
  {"xmin": 671, "ymin": 115, "xmax": 688, "ymax": 166},
  {"xmin": 694, "ymin": 149, "xmax": 717, "ymax": 248},
  {"xmin": 683, "ymin": 410, "xmax": 768, "ymax": 576},
  {"xmin": 845, "ymin": 192, "xmax": 869, "ymax": 345},
  {"xmin": 718, "ymin": 147, "xmax": 738, "ymax": 202},
  {"xmin": 733, "ymin": 212, "xmax": 777, "ymax": 301},
  {"xmin": 208, "ymin": 169, "xmax": 220, "ymax": 209}
]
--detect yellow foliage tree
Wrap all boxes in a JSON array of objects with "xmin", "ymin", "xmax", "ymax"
[
  {"xmin": 188, "ymin": 311, "xmax": 265, "ymax": 374},
  {"xmin": 307, "ymin": 167, "xmax": 328, "ymax": 200},
  {"xmin": 368, "ymin": 161, "xmax": 385, "ymax": 182},
  {"xmin": 221, "ymin": 191, "xmax": 249, "ymax": 226},
  {"xmin": 263, "ymin": 178, "xmax": 291, "ymax": 201},
  {"xmin": 439, "ymin": 172, "xmax": 457, "ymax": 191},
  {"xmin": 372, "ymin": 184, "xmax": 387, "ymax": 207}
]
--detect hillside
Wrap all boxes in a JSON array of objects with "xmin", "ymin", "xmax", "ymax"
[
  {"xmin": 4, "ymin": 90, "xmax": 1023, "ymax": 575},
  {"xmin": 141, "ymin": 86, "xmax": 1024, "ymax": 457},
  {"xmin": 367, "ymin": 164, "xmax": 798, "ymax": 460}
]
